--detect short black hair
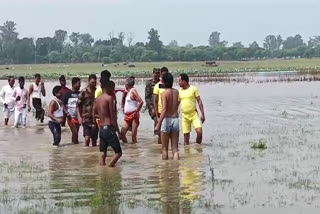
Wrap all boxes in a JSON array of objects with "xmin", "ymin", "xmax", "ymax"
[
  {"xmin": 72, "ymin": 77, "xmax": 81, "ymax": 86},
  {"xmin": 179, "ymin": 73, "xmax": 189, "ymax": 84},
  {"xmin": 52, "ymin": 85, "xmax": 62, "ymax": 96},
  {"xmin": 18, "ymin": 76, "xmax": 25, "ymax": 82},
  {"xmin": 8, "ymin": 76, "xmax": 14, "ymax": 81},
  {"xmin": 101, "ymin": 70, "xmax": 111, "ymax": 82},
  {"xmin": 101, "ymin": 78, "xmax": 114, "ymax": 91},
  {"xmin": 163, "ymin": 73, "xmax": 174, "ymax": 88},
  {"xmin": 88, "ymin": 74, "xmax": 97, "ymax": 81},
  {"xmin": 59, "ymin": 75, "xmax": 66, "ymax": 81},
  {"xmin": 35, "ymin": 74, "xmax": 41, "ymax": 78},
  {"xmin": 160, "ymin": 67, "xmax": 169, "ymax": 73}
]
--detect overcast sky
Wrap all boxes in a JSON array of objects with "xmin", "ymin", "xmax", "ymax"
[{"xmin": 1, "ymin": 0, "xmax": 319, "ymax": 46}]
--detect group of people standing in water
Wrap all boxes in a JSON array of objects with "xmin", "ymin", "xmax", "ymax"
[{"xmin": 0, "ymin": 67, "xmax": 205, "ymax": 167}]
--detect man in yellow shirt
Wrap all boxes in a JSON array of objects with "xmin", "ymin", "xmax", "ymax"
[
  {"xmin": 178, "ymin": 73, "xmax": 205, "ymax": 144},
  {"xmin": 153, "ymin": 67, "xmax": 169, "ymax": 144}
]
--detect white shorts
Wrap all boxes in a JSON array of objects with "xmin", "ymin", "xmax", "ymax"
[{"xmin": 3, "ymin": 107, "xmax": 14, "ymax": 119}]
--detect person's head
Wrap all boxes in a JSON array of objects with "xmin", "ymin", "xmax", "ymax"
[
  {"xmin": 59, "ymin": 75, "xmax": 66, "ymax": 87},
  {"xmin": 100, "ymin": 70, "xmax": 111, "ymax": 83},
  {"xmin": 163, "ymin": 73, "xmax": 174, "ymax": 88},
  {"xmin": 178, "ymin": 73, "xmax": 189, "ymax": 87},
  {"xmin": 8, "ymin": 76, "xmax": 15, "ymax": 87},
  {"xmin": 52, "ymin": 85, "xmax": 62, "ymax": 99},
  {"xmin": 18, "ymin": 76, "xmax": 25, "ymax": 88},
  {"xmin": 125, "ymin": 77, "xmax": 135, "ymax": 90},
  {"xmin": 160, "ymin": 67, "xmax": 169, "ymax": 78},
  {"xmin": 101, "ymin": 78, "xmax": 115, "ymax": 95},
  {"xmin": 153, "ymin": 68, "xmax": 160, "ymax": 81},
  {"xmin": 35, "ymin": 74, "xmax": 41, "ymax": 84},
  {"xmin": 88, "ymin": 74, "xmax": 97, "ymax": 89},
  {"xmin": 71, "ymin": 77, "xmax": 81, "ymax": 91}
]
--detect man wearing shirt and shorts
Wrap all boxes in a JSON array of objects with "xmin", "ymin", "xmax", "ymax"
[
  {"xmin": 0, "ymin": 76, "xmax": 15, "ymax": 125},
  {"xmin": 64, "ymin": 77, "xmax": 81, "ymax": 144},
  {"xmin": 178, "ymin": 73, "xmax": 205, "ymax": 145}
]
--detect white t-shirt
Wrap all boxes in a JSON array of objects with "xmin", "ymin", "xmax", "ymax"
[{"xmin": 0, "ymin": 84, "xmax": 15, "ymax": 111}]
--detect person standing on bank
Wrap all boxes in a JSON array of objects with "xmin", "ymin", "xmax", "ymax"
[
  {"xmin": 0, "ymin": 76, "xmax": 15, "ymax": 125},
  {"xmin": 178, "ymin": 73, "xmax": 205, "ymax": 144},
  {"xmin": 48, "ymin": 86, "xmax": 64, "ymax": 147},
  {"xmin": 28, "ymin": 74, "xmax": 46, "ymax": 123}
]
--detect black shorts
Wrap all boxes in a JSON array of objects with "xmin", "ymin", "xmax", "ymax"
[
  {"xmin": 99, "ymin": 125, "xmax": 122, "ymax": 154},
  {"xmin": 83, "ymin": 123, "xmax": 99, "ymax": 141}
]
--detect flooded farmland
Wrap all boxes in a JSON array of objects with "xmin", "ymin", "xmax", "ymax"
[{"xmin": 1, "ymin": 73, "xmax": 320, "ymax": 214}]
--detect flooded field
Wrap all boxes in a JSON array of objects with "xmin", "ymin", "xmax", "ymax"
[{"xmin": 1, "ymin": 74, "xmax": 320, "ymax": 214}]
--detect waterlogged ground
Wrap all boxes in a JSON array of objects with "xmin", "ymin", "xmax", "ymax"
[{"xmin": 1, "ymin": 75, "xmax": 320, "ymax": 213}]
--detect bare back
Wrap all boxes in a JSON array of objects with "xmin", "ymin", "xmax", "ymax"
[
  {"xmin": 161, "ymin": 88, "xmax": 179, "ymax": 118},
  {"xmin": 94, "ymin": 94, "xmax": 113, "ymax": 126}
]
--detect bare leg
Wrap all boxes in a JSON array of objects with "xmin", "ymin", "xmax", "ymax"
[
  {"xmin": 184, "ymin": 133, "xmax": 190, "ymax": 145},
  {"xmin": 161, "ymin": 132, "xmax": 169, "ymax": 160},
  {"xmin": 85, "ymin": 136, "xmax": 90, "ymax": 146},
  {"xmin": 100, "ymin": 154, "xmax": 106, "ymax": 166},
  {"xmin": 131, "ymin": 120, "xmax": 139, "ymax": 144},
  {"xmin": 120, "ymin": 122, "xmax": 129, "ymax": 143},
  {"xmin": 4, "ymin": 118, "xmax": 9, "ymax": 126},
  {"xmin": 171, "ymin": 132, "xmax": 179, "ymax": 160},
  {"xmin": 156, "ymin": 117, "xmax": 161, "ymax": 144},
  {"xmin": 195, "ymin": 128, "xmax": 203, "ymax": 144},
  {"xmin": 109, "ymin": 153, "xmax": 122, "ymax": 167}
]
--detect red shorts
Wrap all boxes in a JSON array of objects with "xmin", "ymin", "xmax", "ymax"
[{"xmin": 124, "ymin": 111, "xmax": 140, "ymax": 124}]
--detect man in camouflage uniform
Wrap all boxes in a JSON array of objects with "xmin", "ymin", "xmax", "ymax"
[{"xmin": 145, "ymin": 68, "xmax": 160, "ymax": 122}]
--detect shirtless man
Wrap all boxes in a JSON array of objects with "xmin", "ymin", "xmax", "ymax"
[
  {"xmin": 93, "ymin": 79, "xmax": 122, "ymax": 167},
  {"xmin": 155, "ymin": 73, "xmax": 180, "ymax": 160}
]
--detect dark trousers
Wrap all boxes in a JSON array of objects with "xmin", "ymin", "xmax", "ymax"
[
  {"xmin": 32, "ymin": 98, "xmax": 44, "ymax": 122},
  {"xmin": 49, "ymin": 121, "xmax": 61, "ymax": 145}
]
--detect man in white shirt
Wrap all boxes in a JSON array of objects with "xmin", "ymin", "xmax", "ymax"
[{"xmin": 0, "ymin": 76, "xmax": 15, "ymax": 125}]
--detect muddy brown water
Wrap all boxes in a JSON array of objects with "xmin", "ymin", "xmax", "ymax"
[{"xmin": 1, "ymin": 74, "xmax": 320, "ymax": 213}]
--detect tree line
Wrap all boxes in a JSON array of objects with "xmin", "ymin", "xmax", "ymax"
[{"xmin": 1, "ymin": 20, "xmax": 320, "ymax": 65}]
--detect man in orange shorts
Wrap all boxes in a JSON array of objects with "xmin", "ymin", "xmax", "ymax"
[{"xmin": 121, "ymin": 77, "xmax": 143, "ymax": 143}]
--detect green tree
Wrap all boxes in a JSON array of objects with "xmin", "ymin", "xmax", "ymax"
[
  {"xmin": 146, "ymin": 28, "xmax": 163, "ymax": 57},
  {"xmin": 263, "ymin": 35, "xmax": 282, "ymax": 51},
  {"xmin": 69, "ymin": 32, "xmax": 80, "ymax": 46},
  {"xmin": 48, "ymin": 51, "xmax": 61, "ymax": 63},
  {"xmin": 283, "ymin": 34, "xmax": 305, "ymax": 49},
  {"xmin": 208, "ymin": 31, "xmax": 227, "ymax": 48},
  {"xmin": 79, "ymin": 33, "xmax": 94, "ymax": 47},
  {"xmin": 0, "ymin": 20, "xmax": 18, "ymax": 61},
  {"xmin": 169, "ymin": 40, "xmax": 179, "ymax": 48},
  {"xmin": 249, "ymin": 41, "xmax": 259, "ymax": 49},
  {"xmin": 232, "ymin": 42, "xmax": 244, "ymax": 48},
  {"xmin": 53, "ymin": 29, "xmax": 67, "ymax": 52}
]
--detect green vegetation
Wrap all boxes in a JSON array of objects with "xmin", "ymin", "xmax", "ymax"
[
  {"xmin": 251, "ymin": 139, "xmax": 267, "ymax": 150},
  {"xmin": 1, "ymin": 58, "xmax": 320, "ymax": 79},
  {"xmin": 1, "ymin": 21, "xmax": 320, "ymax": 65}
]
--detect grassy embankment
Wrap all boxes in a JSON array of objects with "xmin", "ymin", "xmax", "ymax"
[{"xmin": 0, "ymin": 58, "xmax": 320, "ymax": 79}]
